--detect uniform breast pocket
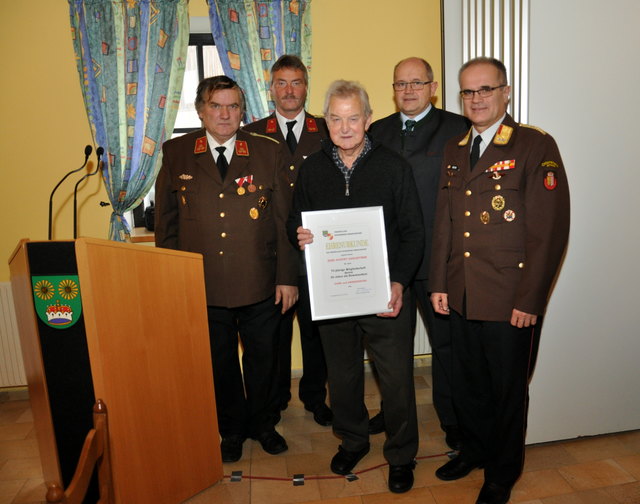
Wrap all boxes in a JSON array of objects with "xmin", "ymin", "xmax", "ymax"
[{"xmin": 172, "ymin": 183, "xmax": 196, "ymax": 220}]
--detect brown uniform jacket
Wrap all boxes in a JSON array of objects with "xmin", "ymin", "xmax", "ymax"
[
  {"xmin": 154, "ymin": 128, "xmax": 298, "ymax": 308},
  {"xmin": 428, "ymin": 114, "xmax": 570, "ymax": 321},
  {"xmin": 243, "ymin": 112, "xmax": 328, "ymax": 192}
]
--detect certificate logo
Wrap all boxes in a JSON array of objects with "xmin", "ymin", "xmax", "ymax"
[{"xmin": 322, "ymin": 230, "xmax": 334, "ymax": 240}]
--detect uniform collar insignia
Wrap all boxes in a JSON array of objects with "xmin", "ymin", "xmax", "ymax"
[
  {"xmin": 306, "ymin": 117, "xmax": 318, "ymax": 132},
  {"xmin": 194, "ymin": 136, "xmax": 207, "ymax": 154},
  {"xmin": 458, "ymin": 129, "xmax": 472, "ymax": 146},
  {"xmin": 178, "ymin": 174, "xmax": 193, "ymax": 180},
  {"xmin": 266, "ymin": 118, "xmax": 278, "ymax": 133},
  {"xmin": 235, "ymin": 140, "xmax": 249, "ymax": 156},
  {"xmin": 493, "ymin": 124, "xmax": 513, "ymax": 145}
]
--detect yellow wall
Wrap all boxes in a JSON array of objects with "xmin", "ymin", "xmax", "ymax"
[
  {"xmin": 1, "ymin": 0, "xmax": 440, "ymax": 369},
  {"xmin": 309, "ymin": 0, "xmax": 442, "ymax": 121}
]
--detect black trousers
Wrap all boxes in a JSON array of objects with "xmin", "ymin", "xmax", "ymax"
[
  {"xmin": 450, "ymin": 308, "xmax": 541, "ymax": 487},
  {"xmin": 207, "ymin": 296, "xmax": 281, "ymax": 438},
  {"xmin": 274, "ymin": 275, "xmax": 328, "ymax": 408},
  {"xmin": 319, "ymin": 289, "xmax": 418, "ymax": 465},
  {"xmin": 413, "ymin": 279, "xmax": 457, "ymax": 428}
]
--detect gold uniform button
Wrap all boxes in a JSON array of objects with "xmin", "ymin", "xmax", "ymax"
[
  {"xmin": 464, "ymin": 251, "xmax": 471, "ymax": 258},
  {"xmin": 464, "ymin": 232, "xmax": 470, "ymax": 238},
  {"xmin": 495, "ymin": 184, "xmax": 502, "ymax": 190},
  {"xmin": 465, "ymin": 190, "xmax": 472, "ymax": 196},
  {"xmin": 220, "ymin": 212, "xmax": 225, "ymax": 218},
  {"xmin": 219, "ymin": 193, "xmax": 224, "ymax": 199},
  {"xmin": 290, "ymin": 182, "xmax": 294, "ymax": 188},
  {"xmin": 518, "ymin": 262, "xmax": 524, "ymax": 269},
  {"xmin": 181, "ymin": 185, "xmax": 186, "ymax": 191},
  {"xmin": 221, "ymin": 232, "xmax": 227, "ymax": 238},
  {"xmin": 289, "ymin": 165, "xmax": 295, "ymax": 171},
  {"xmin": 465, "ymin": 211, "xmax": 471, "ymax": 217},
  {"xmin": 218, "ymin": 251, "xmax": 224, "ymax": 256}
]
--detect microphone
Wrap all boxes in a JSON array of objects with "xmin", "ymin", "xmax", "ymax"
[
  {"xmin": 48, "ymin": 145, "xmax": 92, "ymax": 240},
  {"xmin": 73, "ymin": 147, "xmax": 104, "ymax": 239}
]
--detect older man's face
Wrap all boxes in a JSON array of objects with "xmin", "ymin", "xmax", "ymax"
[
  {"xmin": 326, "ymin": 95, "xmax": 371, "ymax": 157},
  {"xmin": 198, "ymin": 88, "xmax": 243, "ymax": 143}
]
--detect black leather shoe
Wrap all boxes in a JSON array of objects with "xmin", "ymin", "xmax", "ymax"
[
  {"xmin": 476, "ymin": 482, "xmax": 512, "ymax": 504},
  {"xmin": 330, "ymin": 445, "xmax": 370, "ymax": 475},
  {"xmin": 443, "ymin": 424, "xmax": 463, "ymax": 451},
  {"xmin": 388, "ymin": 460, "xmax": 416, "ymax": 493},
  {"xmin": 368, "ymin": 411, "xmax": 385, "ymax": 434},
  {"xmin": 254, "ymin": 429, "xmax": 288, "ymax": 455},
  {"xmin": 435, "ymin": 455, "xmax": 481, "ymax": 481},
  {"xmin": 220, "ymin": 435, "xmax": 244, "ymax": 463},
  {"xmin": 305, "ymin": 403, "xmax": 333, "ymax": 426}
]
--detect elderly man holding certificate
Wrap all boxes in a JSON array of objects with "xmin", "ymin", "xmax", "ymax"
[{"xmin": 287, "ymin": 80, "xmax": 424, "ymax": 494}]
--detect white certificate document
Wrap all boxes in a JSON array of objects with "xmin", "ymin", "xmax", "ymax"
[{"xmin": 301, "ymin": 206, "xmax": 392, "ymax": 320}]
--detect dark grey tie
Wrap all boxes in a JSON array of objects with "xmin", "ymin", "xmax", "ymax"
[
  {"xmin": 286, "ymin": 120, "xmax": 297, "ymax": 153},
  {"xmin": 470, "ymin": 135, "xmax": 482, "ymax": 171},
  {"xmin": 404, "ymin": 119, "xmax": 417, "ymax": 132},
  {"xmin": 215, "ymin": 146, "xmax": 228, "ymax": 180}
]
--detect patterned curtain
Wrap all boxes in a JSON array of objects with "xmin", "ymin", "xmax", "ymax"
[
  {"xmin": 208, "ymin": 0, "xmax": 312, "ymax": 122},
  {"xmin": 68, "ymin": 0, "xmax": 189, "ymax": 241}
]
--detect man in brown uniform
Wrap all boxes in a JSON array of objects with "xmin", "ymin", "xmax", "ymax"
[
  {"xmin": 429, "ymin": 57, "xmax": 570, "ymax": 504},
  {"xmin": 244, "ymin": 55, "xmax": 331, "ymax": 426},
  {"xmin": 155, "ymin": 76, "xmax": 298, "ymax": 463}
]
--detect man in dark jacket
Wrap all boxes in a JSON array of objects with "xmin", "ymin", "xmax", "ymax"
[
  {"xmin": 288, "ymin": 80, "xmax": 424, "ymax": 494},
  {"xmin": 369, "ymin": 57, "xmax": 470, "ymax": 449}
]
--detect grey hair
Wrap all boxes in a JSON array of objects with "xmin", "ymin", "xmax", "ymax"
[{"xmin": 323, "ymin": 80, "xmax": 372, "ymax": 118}]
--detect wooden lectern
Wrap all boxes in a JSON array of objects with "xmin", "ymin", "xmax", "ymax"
[{"xmin": 8, "ymin": 238, "xmax": 223, "ymax": 503}]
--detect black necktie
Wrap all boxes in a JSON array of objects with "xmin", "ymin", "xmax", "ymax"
[
  {"xmin": 404, "ymin": 119, "xmax": 417, "ymax": 133},
  {"xmin": 215, "ymin": 146, "xmax": 228, "ymax": 180},
  {"xmin": 469, "ymin": 134, "xmax": 482, "ymax": 171},
  {"xmin": 286, "ymin": 120, "xmax": 297, "ymax": 153}
]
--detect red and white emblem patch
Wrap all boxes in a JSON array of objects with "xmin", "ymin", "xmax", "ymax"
[{"xmin": 544, "ymin": 170, "xmax": 557, "ymax": 190}]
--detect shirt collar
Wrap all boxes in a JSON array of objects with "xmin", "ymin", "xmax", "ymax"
[
  {"xmin": 400, "ymin": 104, "xmax": 432, "ymax": 128},
  {"xmin": 471, "ymin": 113, "xmax": 506, "ymax": 155},
  {"xmin": 275, "ymin": 109, "xmax": 305, "ymax": 139},
  {"xmin": 206, "ymin": 131, "xmax": 236, "ymax": 162}
]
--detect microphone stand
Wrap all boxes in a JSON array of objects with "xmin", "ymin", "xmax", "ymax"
[
  {"xmin": 73, "ymin": 147, "xmax": 104, "ymax": 239},
  {"xmin": 48, "ymin": 145, "xmax": 92, "ymax": 240}
]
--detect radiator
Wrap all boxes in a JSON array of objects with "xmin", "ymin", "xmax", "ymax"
[{"xmin": 0, "ymin": 282, "xmax": 27, "ymax": 387}]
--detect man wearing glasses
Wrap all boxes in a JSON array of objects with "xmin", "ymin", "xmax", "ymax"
[
  {"xmin": 368, "ymin": 57, "xmax": 469, "ymax": 451},
  {"xmin": 429, "ymin": 57, "xmax": 570, "ymax": 504}
]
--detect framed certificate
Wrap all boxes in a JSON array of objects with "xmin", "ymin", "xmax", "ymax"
[{"xmin": 301, "ymin": 206, "xmax": 392, "ymax": 320}]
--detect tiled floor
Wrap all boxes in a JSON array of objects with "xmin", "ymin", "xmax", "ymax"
[{"xmin": 1, "ymin": 363, "xmax": 639, "ymax": 503}]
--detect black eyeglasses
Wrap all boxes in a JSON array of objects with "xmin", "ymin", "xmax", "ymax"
[
  {"xmin": 392, "ymin": 81, "xmax": 433, "ymax": 91},
  {"xmin": 459, "ymin": 84, "xmax": 507, "ymax": 100}
]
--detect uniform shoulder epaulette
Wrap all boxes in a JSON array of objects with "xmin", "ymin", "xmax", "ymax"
[
  {"xmin": 519, "ymin": 123, "xmax": 547, "ymax": 135},
  {"xmin": 245, "ymin": 130, "xmax": 281, "ymax": 144},
  {"xmin": 458, "ymin": 129, "xmax": 473, "ymax": 146}
]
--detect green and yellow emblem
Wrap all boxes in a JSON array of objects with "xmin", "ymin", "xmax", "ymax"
[{"xmin": 32, "ymin": 275, "xmax": 82, "ymax": 329}]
